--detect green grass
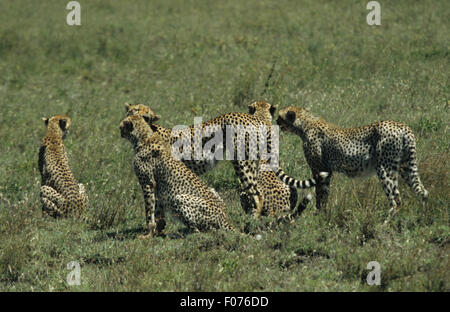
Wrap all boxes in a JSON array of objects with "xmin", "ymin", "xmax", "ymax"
[{"xmin": 0, "ymin": 0, "xmax": 449, "ymax": 291}]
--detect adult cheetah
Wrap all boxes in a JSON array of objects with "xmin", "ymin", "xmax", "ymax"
[
  {"xmin": 39, "ymin": 115, "xmax": 88, "ymax": 219},
  {"xmin": 120, "ymin": 115, "xmax": 235, "ymax": 236},
  {"xmin": 276, "ymin": 106, "xmax": 429, "ymax": 213}
]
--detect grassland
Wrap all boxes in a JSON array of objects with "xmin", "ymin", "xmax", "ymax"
[{"xmin": 0, "ymin": 0, "xmax": 448, "ymax": 291}]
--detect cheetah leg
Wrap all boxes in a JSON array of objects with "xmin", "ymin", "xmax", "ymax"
[
  {"xmin": 288, "ymin": 187, "xmax": 299, "ymax": 211},
  {"xmin": 376, "ymin": 165, "xmax": 399, "ymax": 213},
  {"xmin": 385, "ymin": 160, "xmax": 402, "ymax": 207},
  {"xmin": 294, "ymin": 193, "xmax": 313, "ymax": 217},
  {"xmin": 40, "ymin": 185, "xmax": 66, "ymax": 218},
  {"xmin": 238, "ymin": 191, "xmax": 255, "ymax": 215},
  {"xmin": 78, "ymin": 183, "xmax": 88, "ymax": 206},
  {"xmin": 77, "ymin": 183, "xmax": 89, "ymax": 219},
  {"xmin": 314, "ymin": 172, "xmax": 331, "ymax": 212},
  {"xmin": 276, "ymin": 193, "xmax": 313, "ymax": 224},
  {"xmin": 154, "ymin": 201, "xmax": 166, "ymax": 235},
  {"xmin": 232, "ymin": 160, "xmax": 264, "ymax": 218},
  {"xmin": 139, "ymin": 182, "xmax": 159, "ymax": 239},
  {"xmin": 393, "ymin": 171, "xmax": 402, "ymax": 208},
  {"xmin": 399, "ymin": 166, "xmax": 413, "ymax": 187}
]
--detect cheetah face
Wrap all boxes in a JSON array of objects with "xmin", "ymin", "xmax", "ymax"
[
  {"xmin": 248, "ymin": 101, "xmax": 278, "ymax": 117},
  {"xmin": 120, "ymin": 115, "xmax": 146, "ymax": 141},
  {"xmin": 42, "ymin": 115, "xmax": 71, "ymax": 139},
  {"xmin": 276, "ymin": 107, "xmax": 299, "ymax": 133},
  {"xmin": 120, "ymin": 115, "xmax": 157, "ymax": 145},
  {"xmin": 125, "ymin": 103, "xmax": 161, "ymax": 125},
  {"xmin": 277, "ymin": 106, "xmax": 316, "ymax": 135}
]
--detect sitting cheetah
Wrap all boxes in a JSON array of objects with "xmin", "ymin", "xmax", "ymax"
[
  {"xmin": 120, "ymin": 115, "xmax": 235, "ymax": 236},
  {"xmin": 125, "ymin": 102, "xmax": 321, "ymax": 217},
  {"xmin": 276, "ymin": 106, "xmax": 429, "ymax": 213},
  {"xmin": 239, "ymin": 160, "xmax": 314, "ymax": 218},
  {"xmin": 39, "ymin": 115, "xmax": 88, "ymax": 219}
]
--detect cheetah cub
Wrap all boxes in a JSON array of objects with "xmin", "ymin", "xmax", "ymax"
[
  {"xmin": 276, "ymin": 106, "xmax": 429, "ymax": 213},
  {"xmin": 39, "ymin": 115, "xmax": 88, "ymax": 219},
  {"xmin": 120, "ymin": 115, "xmax": 235, "ymax": 237}
]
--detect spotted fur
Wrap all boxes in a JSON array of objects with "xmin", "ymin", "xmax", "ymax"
[
  {"xmin": 120, "ymin": 115, "xmax": 235, "ymax": 236},
  {"xmin": 276, "ymin": 106, "xmax": 429, "ymax": 212},
  {"xmin": 125, "ymin": 102, "xmax": 320, "ymax": 217},
  {"xmin": 39, "ymin": 115, "xmax": 88, "ymax": 219}
]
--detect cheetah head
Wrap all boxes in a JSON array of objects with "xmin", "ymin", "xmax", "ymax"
[
  {"xmin": 120, "ymin": 115, "xmax": 167, "ymax": 158},
  {"xmin": 276, "ymin": 106, "xmax": 313, "ymax": 134},
  {"xmin": 125, "ymin": 103, "xmax": 161, "ymax": 125},
  {"xmin": 248, "ymin": 101, "xmax": 278, "ymax": 118},
  {"xmin": 42, "ymin": 115, "xmax": 71, "ymax": 139},
  {"xmin": 120, "ymin": 114, "xmax": 159, "ymax": 148}
]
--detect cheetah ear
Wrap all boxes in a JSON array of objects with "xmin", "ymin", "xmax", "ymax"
[
  {"xmin": 143, "ymin": 114, "xmax": 160, "ymax": 125},
  {"xmin": 286, "ymin": 110, "xmax": 296, "ymax": 123},
  {"xmin": 42, "ymin": 117, "xmax": 49, "ymax": 126},
  {"xmin": 124, "ymin": 120, "xmax": 133, "ymax": 134},
  {"xmin": 125, "ymin": 102, "xmax": 131, "ymax": 112},
  {"xmin": 248, "ymin": 104, "xmax": 256, "ymax": 114},
  {"xmin": 142, "ymin": 115, "xmax": 151, "ymax": 124},
  {"xmin": 269, "ymin": 104, "xmax": 278, "ymax": 117},
  {"xmin": 59, "ymin": 118, "xmax": 68, "ymax": 131},
  {"xmin": 150, "ymin": 124, "xmax": 158, "ymax": 132}
]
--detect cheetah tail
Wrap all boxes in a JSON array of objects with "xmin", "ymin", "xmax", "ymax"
[
  {"xmin": 403, "ymin": 132, "xmax": 429, "ymax": 200},
  {"xmin": 275, "ymin": 168, "xmax": 329, "ymax": 189}
]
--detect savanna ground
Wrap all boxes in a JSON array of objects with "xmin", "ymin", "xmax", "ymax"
[{"xmin": 0, "ymin": 0, "xmax": 448, "ymax": 292}]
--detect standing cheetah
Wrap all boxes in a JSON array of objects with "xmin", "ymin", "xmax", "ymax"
[
  {"xmin": 39, "ymin": 115, "xmax": 88, "ymax": 219},
  {"xmin": 125, "ymin": 102, "xmax": 322, "ymax": 217},
  {"xmin": 276, "ymin": 106, "xmax": 429, "ymax": 212},
  {"xmin": 120, "ymin": 115, "xmax": 235, "ymax": 236}
]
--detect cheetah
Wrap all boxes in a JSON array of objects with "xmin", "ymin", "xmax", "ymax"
[
  {"xmin": 39, "ymin": 115, "xmax": 88, "ymax": 219},
  {"xmin": 125, "ymin": 102, "xmax": 321, "ymax": 217},
  {"xmin": 239, "ymin": 160, "xmax": 314, "ymax": 218},
  {"xmin": 276, "ymin": 106, "xmax": 429, "ymax": 213},
  {"xmin": 120, "ymin": 114, "xmax": 235, "ymax": 236}
]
